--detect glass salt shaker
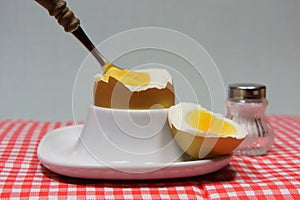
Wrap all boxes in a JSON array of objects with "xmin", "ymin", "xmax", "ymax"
[{"xmin": 226, "ymin": 83, "xmax": 274, "ymax": 156}]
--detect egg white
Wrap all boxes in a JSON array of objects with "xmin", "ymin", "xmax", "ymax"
[{"xmin": 168, "ymin": 102, "xmax": 247, "ymax": 139}]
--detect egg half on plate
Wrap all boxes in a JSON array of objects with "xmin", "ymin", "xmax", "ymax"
[
  {"xmin": 94, "ymin": 66, "xmax": 175, "ymax": 109},
  {"xmin": 168, "ymin": 102, "xmax": 247, "ymax": 159}
]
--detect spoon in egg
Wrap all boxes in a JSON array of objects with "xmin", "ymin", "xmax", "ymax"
[{"xmin": 35, "ymin": 0, "xmax": 149, "ymax": 81}]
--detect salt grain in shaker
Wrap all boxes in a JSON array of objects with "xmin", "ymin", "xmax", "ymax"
[{"xmin": 226, "ymin": 83, "xmax": 275, "ymax": 156}]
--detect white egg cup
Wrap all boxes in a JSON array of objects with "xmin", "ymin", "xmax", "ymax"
[{"xmin": 76, "ymin": 105, "xmax": 184, "ymax": 166}]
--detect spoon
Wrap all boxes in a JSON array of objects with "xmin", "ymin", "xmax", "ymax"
[{"xmin": 35, "ymin": 0, "xmax": 116, "ymax": 72}]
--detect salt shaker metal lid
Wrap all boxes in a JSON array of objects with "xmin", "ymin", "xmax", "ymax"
[{"xmin": 228, "ymin": 83, "xmax": 266, "ymax": 100}]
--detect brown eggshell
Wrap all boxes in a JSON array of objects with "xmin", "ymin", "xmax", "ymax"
[
  {"xmin": 170, "ymin": 124, "xmax": 245, "ymax": 159},
  {"xmin": 94, "ymin": 76, "xmax": 175, "ymax": 109}
]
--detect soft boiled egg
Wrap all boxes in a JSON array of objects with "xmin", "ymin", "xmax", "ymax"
[
  {"xmin": 94, "ymin": 66, "xmax": 175, "ymax": 109},
  {"xmin": 168, "ymin": 102, "xmax": 247, "ymax": 159}
]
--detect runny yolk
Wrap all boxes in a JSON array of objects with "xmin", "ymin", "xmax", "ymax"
[
  {"xmin": 186, "ymin": 109, "xmax": 237, "ymax": 136},
  {"xmin": 101, "ymin": 66, "xmax": 150, "ymax": 86}
]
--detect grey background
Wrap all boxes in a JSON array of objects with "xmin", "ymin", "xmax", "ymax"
[{"xmin": 1, "ymin": 0, "xmax": 299, "ymax": 121}]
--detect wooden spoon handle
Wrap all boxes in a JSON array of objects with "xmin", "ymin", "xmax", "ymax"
[
  {"xmin": 35, "ymin": 0, "xmax": 80, "ymax": 32},
  {"xmin": 36, "ymin": 0, "xmax": 110, "ymax": 68}
]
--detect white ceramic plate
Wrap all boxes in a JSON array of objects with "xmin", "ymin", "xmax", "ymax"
[{"xmin": 38, "ymin": 125, "xmax": 232, "ymax": 180}]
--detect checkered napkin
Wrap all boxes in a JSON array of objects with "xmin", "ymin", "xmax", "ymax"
[{"xmin": 1, "ymin": 116, "xmax": 299, "ymax": 199}]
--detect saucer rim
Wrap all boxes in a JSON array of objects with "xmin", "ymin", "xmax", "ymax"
[{"xmin": 37, "ymin": 125, "xmax": 232, "ymax": 179}]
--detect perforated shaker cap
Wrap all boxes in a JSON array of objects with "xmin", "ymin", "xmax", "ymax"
[{"xmin": 228, "ymin": 83, "xmax": 266, "ymax": 100}]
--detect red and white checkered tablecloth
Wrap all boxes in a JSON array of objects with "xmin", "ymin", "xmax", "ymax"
[{"xmin": 0, "ymin": 116, "xmax": 299, "ymax": 199}]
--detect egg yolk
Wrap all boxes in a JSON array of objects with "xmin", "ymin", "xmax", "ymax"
[
  {"xmin": 186, "ymin": 109, "xmax": 236, "ymax": 136},
  {"xmin": 101, "ymin": 65, "xmax": 150, "ymax": 86}
]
